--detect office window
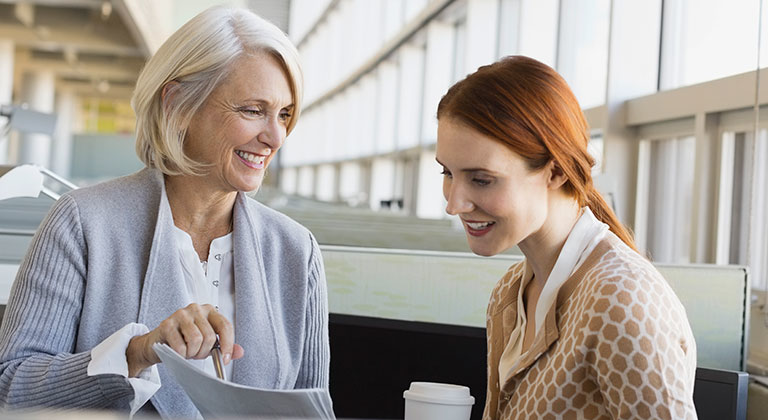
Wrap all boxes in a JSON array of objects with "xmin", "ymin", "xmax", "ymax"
[
  {"xmin": 557, "ymin": 0, "xmax": 610, "ymax": 108},
  {"xmin": 718, "ymin": 131, "xmax": 768, "ymax": 290},
  {"xmin": 327, "ymin": 9, "xmax": 345, "ymax": 91},
  {"xmin": 370, "ymin": 157, "xmax": 396, "ymax": 210},
  {"xmin": 755, "ymin": 131, "xmax": 768, "ymax": 291},
  {"xmin": 588, "ymin": 134, "xmax": 604, "ymax": 175},
  {"xmin": 302, "ymin": 99, "xmax": 331, "ymax": 164},
  {"xmin": 375, "ymin": 61, "xmax": 399, "ymax": 154},
  {"xmin": 288, "ymin": 0, "xmax": 333, "ymax": 42},
  {"xmin": 301, "ymin": 25, "xmax": 329, "ymax": 103},
  {"xmin": 288, "ymin": 107, "xmax": 327, "ymax": 167},
  {"xmin": 392, "ymin": 158, "xmax": 406, "ymax": 211},
  {"xmin": 300, "ymin": 36, "xmax": 318, "ymax": 102},
  {"xmin": 315, "ymin": 163, "xmax": 338, "ymax": 202},
  {"xmin": 339, "ymin": 161, "xmax": 365, "ymax": 206},
  {"xmin": 361, "ymin": 0, "xmax": 385, "ymax": 61},
  {"xmin": 464, "ymin": 0, "xmax": 500, "ymax": 75},
  {"xmin": 404, "ymin": 0, "xmax": 428, "ymax": 22},
  {"xmin": 422, "ymin": 20, "xmax": 455, "ymax": 143},
  {"xmin": 319, "ymin": 101, "xmax": 335, "ymax": 163},
  {"xmin": 357, "ymin": 74, "xmax": 378, "ymax": 157},
  {"xmin": 516, "ymin": 0, "xmax": 559, "ymax": 67},
  {"xmin": 396, "ymin": 44, "xmax": 426, "ymax": 149},
  {"xmin": 382, "ymin": 0, "xmax": 404, "ymax": 41},
  {"xmin": 297, "ymin": 165, "xmax": 316, "ymax": 198},
  {"xmin": 346, "ymin": 1, "xmax": 367, "ymax": 71},
  {"xmin": 280, "ymin": 167, "xmax": 297, "ymax": 195},
  {"xmin": 660, "ymin": 0, "xmax": 761, "ymax": 90},
  {"xmin": 589, "ymin": 134, "xmax": 614, "ymax": 213},
  {"xmin": 338, "ymin": 90, "xmax": 355, "ymax": 160},
  {"xmin": 451, "ymin": 19, "xmax": 467, "ymax": 83},
  {"xmin": 496, "ymin": 0, "xmax": 521, "ymax": 58},
  {"xmin": 636, "ymin": 136, "xmax": 696, "ymax": 263}
]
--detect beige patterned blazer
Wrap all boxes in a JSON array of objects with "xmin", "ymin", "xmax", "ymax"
[{"xmin": 484, "ymin": 233, "xmax": 697, "ymax": 420}]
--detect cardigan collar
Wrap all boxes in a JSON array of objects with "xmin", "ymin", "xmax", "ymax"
[
  {"xmin": 498, "ymin": 208, "xmax": 608, "ymax": 385},
  {"xmin": 499, "ymin": 238, "xmax": 614, "ymax": 394},
  {"xmin": 135, "ymin": 169, "xmax": 283, "ymax": 417}
]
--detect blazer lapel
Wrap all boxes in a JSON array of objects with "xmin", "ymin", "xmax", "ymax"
[
  {"xmin": 137, "ymin": 171, "xmax": 197, "ymax": 419},
  {"xmin": 231, "ymin": 192, "xmax": 282, "ymax": 388}
]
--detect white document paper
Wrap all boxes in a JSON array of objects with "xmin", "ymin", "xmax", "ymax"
[
  {"xmin": 0, "ymin": 165, "xmax": 43, "ymax": 201},
  {"xmin": 153, "ymin": 343, "xmax": 336, "ymax": 419}
]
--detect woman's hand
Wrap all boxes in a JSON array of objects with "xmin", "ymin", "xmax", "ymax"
[{"xmin": 125, "ymin": 303, "xmax": 245, "ymax": 377}]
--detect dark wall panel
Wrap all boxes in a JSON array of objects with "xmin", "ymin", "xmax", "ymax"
[{"xmin": 329, "ymin": 314, "xmax": 487, "ymax": 420}]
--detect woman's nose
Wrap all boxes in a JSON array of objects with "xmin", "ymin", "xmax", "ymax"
[
  {"xmin": 259, "ymin": 117, "xmax": 285, "ymax": 150},
  {"xmin": 444, "ymin": 185, "xmax": 474, "ymax": 215}
]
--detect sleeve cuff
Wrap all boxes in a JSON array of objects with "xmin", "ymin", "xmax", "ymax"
[{"xmin": 88, "ymin": 322, "xmax": 161, "ymax": 415}]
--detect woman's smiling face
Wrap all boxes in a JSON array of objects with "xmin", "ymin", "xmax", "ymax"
[
  {"xmin": 183, "ymin": 51, "xmax": 294, "ymax": 193},
  {"xmin": 436, "ymin": 117, "xmax": 551, "ymax": 256}
]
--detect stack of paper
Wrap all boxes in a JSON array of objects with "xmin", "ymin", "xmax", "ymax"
[{"xmin": 153, "ymin": 343, "xmax": 335, "ymax": 419}]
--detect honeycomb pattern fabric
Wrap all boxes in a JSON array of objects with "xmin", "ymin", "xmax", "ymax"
[{"xmin": 483, "ymin": 233, "xmax": 697, "ymax": 420}]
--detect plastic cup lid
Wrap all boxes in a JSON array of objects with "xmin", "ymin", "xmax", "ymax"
[{"xmin": 403, "ymin": 382, "xmax": 475, "ymax": 406}]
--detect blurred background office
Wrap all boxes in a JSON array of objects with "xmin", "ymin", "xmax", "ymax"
[{"xmin": 0, "ymin": 0, "xmax": 767, "ymax": 419}]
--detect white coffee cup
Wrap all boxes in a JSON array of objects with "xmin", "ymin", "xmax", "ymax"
[{"xmin": 403, "ymin": 382, "xmax": 475, "ymax": 420}]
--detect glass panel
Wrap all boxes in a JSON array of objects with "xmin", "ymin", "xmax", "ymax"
[
  {"xmin": 396, "ymin": 45, "xmax": 426, "ymax": 149},
  {"xmin": 754, "ymin": 130, "xmax": 768, "ymax": 291},
  {"xmin": 338, "ymin": 162, "xmax": 363, "ymax": 205},
  {"xmin": 588, "ymin": 134, "xmax": 604, "ymax": 175},
  {"xmin": 660, "ymin": 0, "xmax": 761, "ymax": 89},
  {"xmin": 369, "ymin": 157, "xmax": 396, "ymax": 210},
  {"xmin": 557, "ymin": 0, "xmax": 610, "ymax": 108},
  {"xmin": 375, "ymin": 62, "xmax": 399, "ymax": 153},
  {"xmin": 496, "ymin": 0, "xmax": 521, "ymax": 58},
  {"xmin": 720, "ymin": 130, "xmax": 768, "ymax": 290},
  {"xmin": 644, "ymin": 136, "xmax": 696, "ymax": 263},
  {"xmin": 315, "ymin": 164, "xmax": 337, "ymax": 201},
  {"xmin": 451, "ymin": 19, "xmax": 467, "ymax": 83}
]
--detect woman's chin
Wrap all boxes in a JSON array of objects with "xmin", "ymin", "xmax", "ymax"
[
  {"xmin": 468, "ymin": 244, "xmax": 500, "ymax": 257},
  {"xmin": 228, "ymin": 173, "xmax": 264, "ymax": 192},
  {"xmin": 239, "ymin": 182, "xmax": 263, "ymax": 193}
]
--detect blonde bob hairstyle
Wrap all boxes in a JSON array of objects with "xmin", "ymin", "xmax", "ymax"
[{"xmin": 131, "ymin": 6, "xmax": 303, "ymax": 176}]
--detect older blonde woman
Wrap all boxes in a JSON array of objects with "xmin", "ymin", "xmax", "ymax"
[{"xmin": 0, "ymin": 7, "xmax": 328, "ymax": 419}]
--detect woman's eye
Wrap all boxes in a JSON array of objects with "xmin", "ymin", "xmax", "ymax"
[
  {"xmin": 440, "ymin": 169, "xmax": 452, "ymax": 178},
  {"xmin": 241, "ymin": 108, "xmax": 262, "ymax": 116},
  {"xmin": 279, "ymin": 112, "xmax": 292, "ymax": 122},
  {"xmin": 473, "ymin": 178, "xmax": 491, "ymax": 186}
]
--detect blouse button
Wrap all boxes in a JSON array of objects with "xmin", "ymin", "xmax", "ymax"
[{"xmin": 215, "ymin": 254, "xmax": 222, "ymax": 261}]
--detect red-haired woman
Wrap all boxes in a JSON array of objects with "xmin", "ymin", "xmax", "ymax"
[{"xmin": 436, "ymin": 56, "xmax": 697, "ymax": 419}]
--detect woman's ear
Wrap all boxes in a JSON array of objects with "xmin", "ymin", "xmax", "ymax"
[
  {"xmin": 161, "ymin": 81, "xmax": 180, "ymax": 112},
  {"xmin": 546, "ymin": 160, "xmax": 569, "ymax": 190}
]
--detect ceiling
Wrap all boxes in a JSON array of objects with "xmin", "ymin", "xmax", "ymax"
[
  {"xmin": 0, "ymin": 0, "xmax": 294, "ymax": 103},
  {"xmin": 0, "ymin": 0, "xmax": 147, "ymax": 101}
]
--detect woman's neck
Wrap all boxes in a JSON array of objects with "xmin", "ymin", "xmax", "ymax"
[
  {"xmin": 518, "ymin": 196, "xmax": 581, "ymax": 287},
  {"xmin": 164, "ymin": 174, "xmax": 237, "ymax": 236}
]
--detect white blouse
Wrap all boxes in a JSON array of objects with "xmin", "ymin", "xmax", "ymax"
[
  {"xmin": 87, "ymin": 222, "xmax": 236, "ymax": 416},
  {"xmin": 172, "ymin": 225, "xmax": 236, "ymax": 380},
  {"xmin": 498, "ymin": 207, "xmax": 609, "ymax": 383}
]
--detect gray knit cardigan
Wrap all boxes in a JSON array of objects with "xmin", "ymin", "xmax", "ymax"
[{"xmin": 0, "ymin": 168, "xmax": 330, "ymax": 419}]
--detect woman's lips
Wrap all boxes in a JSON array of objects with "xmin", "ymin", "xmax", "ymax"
[
  {"xmin": 234, "ymin": 150, "xmax": 265, "ymax": 169},
  {"xmin": 464, "ymin": 220, "xmax": 496, "ymax": 237}
]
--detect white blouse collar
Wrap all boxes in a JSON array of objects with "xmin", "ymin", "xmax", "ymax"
[
  {"xmin": 533, "ymin": 207, "xmax": 609, "ymax": 334},
  {"xmin": 498, "ymin": 207, "xmax": 608, "ymax": 383}
]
